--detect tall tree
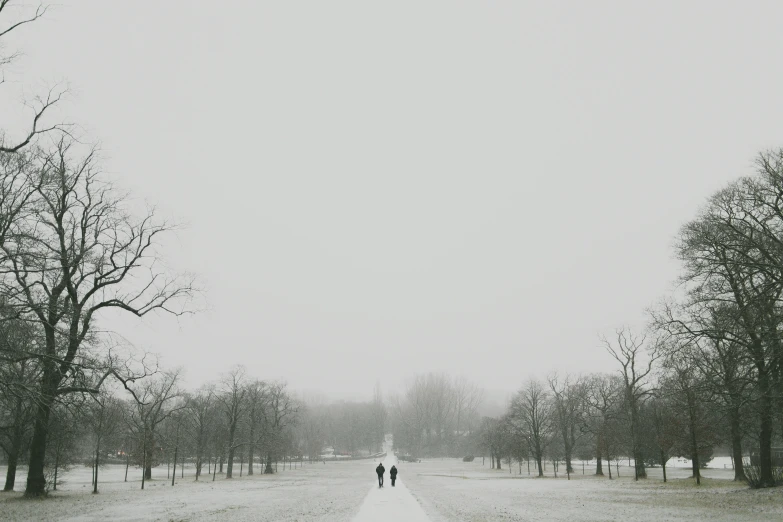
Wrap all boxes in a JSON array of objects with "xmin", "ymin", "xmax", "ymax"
[
  {"xmin": 676, "ymin": 164, "xmax": 783, "ymax": 487},
  {"xmin": 261, "ymin": 382, "xmax": 298, "ymax": 474},
  {"xmin": 217, "ymin": 365, "xmax": 247, "ymax": 479},
  {"xmin": 127, "ymin": 371, "xmax": 183, "ymax": 486},
  {"xmin": 602, "ymin": 328, "xmax": 661, "ymax": 480},
  {"xmin": 509, "ymin": 379, "xmax": 552, "ymax": 477},
  {"xmin": 0, "ymin": 142, "xmax": 194, "ymax": 496},
  {"xmin": 547, "ymin": 373, "xmax": 584, "ymax": 474},
  {"xmin": 183, "ymin": 386, "xmax": 215, "ymax": 480},
  {"xmin": 245, "ymin": 379, "xmax": 267, "ymax": 475}
]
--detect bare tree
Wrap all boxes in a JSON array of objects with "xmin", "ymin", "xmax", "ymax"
[
  {"xmin": 371, "ymin": 382, "xmax": 387, "ymax": 453},
  {"xmin": 183, "ymin": 385, "xmax": 214, "ymax": 480},
  {"xmin": 260, "ymin": 382, "xmax": 298, "ymax": 474},
  {"xmin": 217, "ymin": 365, "xmax": 247, "ymax": 479},
  {"xmin": 654, "ymin": 301, "xmax": 754, "ymax": 481},
  {"xmin": 0, "ymin": 141, "xmax": 195, "ymax": 496},
  {"xmin": 86, "ymin": 392, "xmax": 123, "ymax": 493},
  {"xmin": 245, "ymin": 379, "xmax": 267, "ymax": 475},
  {"xmin": 602, "ymin": 328, "xmax": 661, "ymax": 480},
  {"xmin": 647, "ymin": 392, "xmax": 677, "ymax": 483},
  {"xmin": 509, "ymin": 379, "xmax": 552, "ymax": 477},
  {"xmin": 583, "ymin": 373, "xmax": 622, "ymax": 478},
  {"xmin": 0, "ymin": 2, "xmax": 69, "ymax": 153},
  {"xmin": 547, "ymin": 372, "xmax": 584, "ymax": 474},
  {"xmin": 453, "ymin": 375, "xmax": 483, "ymax": 438},
  {"xmin": 126, "ymin": 370, "xmax": 183, "ymax": 488},
  {"xmin": 675, "ymin": 171, "xmax": 783, "ymax": 487}
]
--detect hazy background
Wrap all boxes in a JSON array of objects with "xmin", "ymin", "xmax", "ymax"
[{"xmin": 4, "ymin": 1, "xmax": 783, "ymax": 403}]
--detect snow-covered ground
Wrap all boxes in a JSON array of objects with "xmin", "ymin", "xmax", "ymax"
[
  {"xmin": 402, "ymin": 457, "xmax": 782, "ymax": 522},
  {"xmin": 1, "ymin": 455, "xmax": 782, "ymax": 521},
  {"xmin": 0, "ymin": 460, "xmax": 371, "ymax": 522}
]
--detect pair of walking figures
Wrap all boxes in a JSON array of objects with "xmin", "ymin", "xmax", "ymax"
[{"xmin": 375, "ymin": 463, "xmax": 397, "ymax": 487}]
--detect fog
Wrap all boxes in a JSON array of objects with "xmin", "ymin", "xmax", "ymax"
[{"xmin": 5, "ymin": 0, "xmax": 783, "ymax": 401}]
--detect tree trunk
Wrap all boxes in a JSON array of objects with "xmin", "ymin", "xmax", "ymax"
[
  {"xmin": 690, "ymin": 415, "xmax": 701, "ymax": 485},
  {"xmin": 629, "ymin": 400, "xmax": 647, "ymax": 480},
  {"xmin": 53, "ymin": 451, "xmax": 59, "ymax": 491},
  {"xmin": 125, "ymin": 453, "xmax": 130, "ymax": 482},
  {"xmin": 141, "ymin": 430, "xmax": 148, "ymax": 490},
  {"xmin": 172, "ymin": 444, "xmax": 178, "ymax": 486},
  {"xmin": 661, "ymin": 451, "xmax": 667, "ymax": 483},
  {"xmin": 24, "ymin": 382, "xmax": 56, "ymax": 496},
  {"xmin": 595, "ymin": 441, "xmax": 603, "ymax": 476},
  {"xmin": 535, "ymin": 451, "xmax": 544, "ymax": 477},
  {"xmin": 3, "ymin": 396, "xmax": 25, "ymax": 492},
  {"xmin": 226, "ymin": 445, "xmax": 235, "ymax": 478},
  {"xmin": 758, "ymin": 371, "xmax": 774, "ymax": 486},
  {"xmin": 3, "ymin": 445, "xmax": 19, "ymax": 492},
  {"xmin": 265, "ymin": 453, "xmax": 274, "ymax": 474},
  {"xmin": 729, "ymin": 411, "xmax": 745, "ymax": 481},
  {"xmin": 248, "ymin": 433, "xmax": 255, "ymax": 475},
  {"xmin": 93, "ymin": 438, "xmax": 100, "ymax": 494}
]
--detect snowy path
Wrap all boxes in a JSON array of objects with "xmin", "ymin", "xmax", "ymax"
[{"xmin": 352, "ymin": 442, "xmax": 430, "ymax": 522}]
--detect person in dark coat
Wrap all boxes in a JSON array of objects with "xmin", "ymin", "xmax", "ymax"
[
  {"xmin": 390, "ymin": 464, "xmax": 398, "ymax": 486},
  {"xmin": 376, "ymin": 463, "xmax": 385, "ymax": 487}
]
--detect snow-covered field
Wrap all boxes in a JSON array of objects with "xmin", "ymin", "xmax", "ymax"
[
  {"xmin": 402, "ymin": 458, "xmax": 783, "ymax": 522},
  {"xmin": 0, "ymin": 461, "xmax": 371, "ymax": 522},
  {"xmin": 1, "ymin": 456, "xmax": 782, "ymax": 521}
]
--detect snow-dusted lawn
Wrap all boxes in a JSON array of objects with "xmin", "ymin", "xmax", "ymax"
[
  {"xmin": 401, "ymin": 458, "xmax": 783, "ymax": 522},
  {"xmin": 2, "ymin": 457, "xmax": 782, "ymax": 521},
  {"xmin": 0, "ymin": 460, "xmax": 372, "ymax": 522}
]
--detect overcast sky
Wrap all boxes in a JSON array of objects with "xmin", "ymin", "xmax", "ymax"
[{"xmin": 5, "ymin": 1, "xmax": 783, "ymax": 402}]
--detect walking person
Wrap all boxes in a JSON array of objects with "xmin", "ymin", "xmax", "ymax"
[
  {"xmin": 376, "ymin": 462, "xmax": 385, "ymax": 488},
  {"xmin": 390, "ymin": 464, "xmax": 398, "ymax": 486}
]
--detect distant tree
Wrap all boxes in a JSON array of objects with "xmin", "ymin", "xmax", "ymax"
[
  {"xmin": 647, "ymin": 393, "xmax": 677, "ymax": 482},
  {"xmin": 45, "ymin": 401, "xmax": 81, "ymax": 492},
  {"xmin": 371, "ymin": 382, "xmax": 388, "ymax": 453},
  {"xmin": 85, "ymin": 392, "xmax": 123, "ymax": 493},
  {"xmin": 217, "ymin": 366, "xmax": 248, "ymax": 478},
  {"xmin": 602, "ymin": 328, "xmax": 661, "ymax": 480},
  {"xmin": 126, "ymin": 371, "xmax": 184, "ymax": 487},
  {"xmin": 663, "ymin": 358, "xmax": 721, "ymax": 485},
  {"xmin": 261, "ymin": 382, "xmax": 298, "ymax": 474},
  {"xmin": 509, "ymin": 379, "xmax": 553, "ymax": 477},
  {"xmin": 547, "ymin": 373, "xmax": 585, "ymax": 474},
  {"xmin": 583, "ymin": 373, "xmax": 622, "ymax": 477},
  {"xmin": 183, "ymin": 386, "xmax": 214, "ymax": 480}
]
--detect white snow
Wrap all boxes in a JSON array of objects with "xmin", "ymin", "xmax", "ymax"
[{"xmin": 1, "ymin": 451, "xmax": 781, "ymax": 521}]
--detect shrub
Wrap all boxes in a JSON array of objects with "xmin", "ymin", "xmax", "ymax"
[{"xmin": 744, "ymin": 464, "xmax": 783, "ymax": 489}]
